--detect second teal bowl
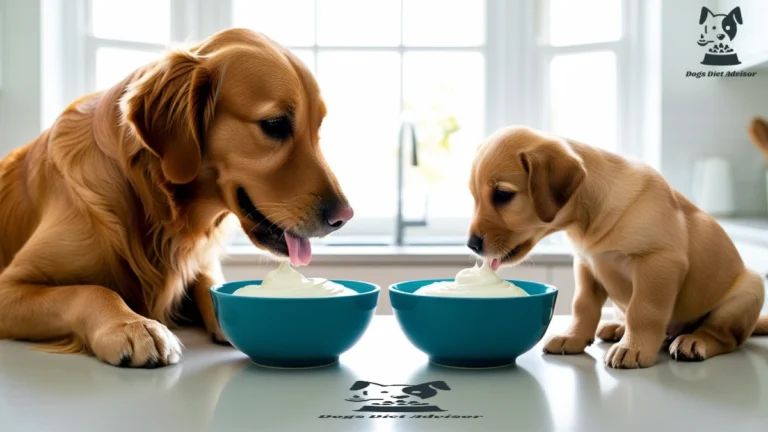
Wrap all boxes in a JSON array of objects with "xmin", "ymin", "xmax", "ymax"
[{"xmin": 390, "ymin": 279, "xmax": 558, "ymax": 369}]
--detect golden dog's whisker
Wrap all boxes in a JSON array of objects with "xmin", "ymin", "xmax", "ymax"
[{"xmin": 264, "ymin": 214, "xmax": 295, "ymax": 235}]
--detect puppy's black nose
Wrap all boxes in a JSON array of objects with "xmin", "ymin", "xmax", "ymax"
[
  {"xmin": 717, "ymin": 34, "xmax": 726, "ymax": 40},
  {"xmin": 467, "ymin": 235, "xmax": 484, "ymax": 254}
]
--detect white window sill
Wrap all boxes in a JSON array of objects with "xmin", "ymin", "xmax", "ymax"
[{"xmin": 223, "ymin": 243, "xmax": 576, "ymax": 266}]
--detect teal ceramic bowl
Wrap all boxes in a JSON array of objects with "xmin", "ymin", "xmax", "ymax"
[
  {"xmin": 390, "ymin": 279, "xmax": 558, "ymax": 369},
  {"xmin": 210, "ymin": 280, "xmax": 380, "ymax": 369}
]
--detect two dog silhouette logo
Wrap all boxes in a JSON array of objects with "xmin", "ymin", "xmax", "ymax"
[
  {"xmin": 697, "ymin": 6, "xmax": 743, "ymax": 66},
  {"xmin": 345, "ymin": 380, "xmax": 451, "ymax": 412}
]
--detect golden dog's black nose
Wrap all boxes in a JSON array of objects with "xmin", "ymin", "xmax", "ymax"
[
  {"xmin": 321, "ymin": 200, "xmax": 354, "ymax": 231},
  {"xmin": 467, "ymin": 235, "xmax": 483, "ymax": 254}
]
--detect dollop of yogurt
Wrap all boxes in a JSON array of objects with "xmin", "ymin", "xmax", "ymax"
[
  {"xmin": 415, "ymin": 262, "xmax": 529, "ymax": 297},
  {"xmin": 233, "ymin": 262, "xmax": 356, "ymax": 298}
]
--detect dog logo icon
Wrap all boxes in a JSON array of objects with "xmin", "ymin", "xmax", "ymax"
[
  {"xmin": 697, "ymin": 6, "xmax": 743, "ymax": 66},
  {"xmin": 345, "ymin": 380, "xmax": 451, "ymax": 412}
]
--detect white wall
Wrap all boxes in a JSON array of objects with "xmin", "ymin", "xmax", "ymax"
[
  {"xmin": 0, "ymin": 0, "xmax": 41, "ymax": 158},
  {"xmin": 660, "ymin": 0, "xmax": 768, "ymax": 216}
]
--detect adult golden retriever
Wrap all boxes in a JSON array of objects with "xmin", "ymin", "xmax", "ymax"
[
  {"xmin": 467, "ymin": 126, "xmax": 767, "ymax": 368},
  {"xmin": 0, "ymin": 28, "xmax": 353, "ymax": 368}
]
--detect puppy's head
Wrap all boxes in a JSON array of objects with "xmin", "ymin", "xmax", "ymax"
[
  {"xmin": 121, "ymin": 28, "xmax": 351, "ymax": 266},
  {"xmin": 467, "ymin": 127, "xmax": 585, "ymax": 269},
  {"xmin": 698, "ymin": 7, "xmax": 742, "ymax": 46}
]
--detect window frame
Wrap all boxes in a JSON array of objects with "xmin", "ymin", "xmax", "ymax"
[{"xmin": 46, "ymin": 0, "xmax": 650, "ymax": 246}]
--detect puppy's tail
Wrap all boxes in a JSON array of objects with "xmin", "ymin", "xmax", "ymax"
[{"xmin": 752, "ymin": 316, "xmax": 768, "ymax": 336}]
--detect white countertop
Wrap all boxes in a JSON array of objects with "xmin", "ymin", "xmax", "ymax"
[{"xmin": 2, "ymin": 316, "xmax": 767, "ymax": 432}]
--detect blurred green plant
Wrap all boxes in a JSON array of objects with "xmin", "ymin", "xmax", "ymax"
[{"xmin": 402, "ymin": 102, "xmax": 462, "ymax": 184}]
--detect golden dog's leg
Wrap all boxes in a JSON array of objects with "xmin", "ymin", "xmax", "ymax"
[
  {"xmin": 192, "ymin": 261, "xmax": 229, "ymax": 344},
  {"xmin": 604, "ymin": 254, "xmax": 682, "ymax": 369},
  {"xmin": 0, "ymin": 279, "xmax": 183, "ymax": 367},
  {"xmin": 670, "ymin": 269, "xmax": 764, "ymax": 361},
  {"xmin": 544, "ymin": 257, "xmax": 607, "ymax": 354}
]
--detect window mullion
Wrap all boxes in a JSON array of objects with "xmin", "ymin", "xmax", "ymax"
[
  {"xmin": 484, "ymin": 0, "xmax": 505, "ymax": 133},
  {"xmin": 82, "ymin": 0, "xmax": 96, "ymax": 94},
  {"xmin": 170, "ymin": 0, "xmax": 198, "ymax": 43}
]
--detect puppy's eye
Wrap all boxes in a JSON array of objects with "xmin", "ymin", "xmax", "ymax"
[
  {"xmin": 259, "ymin": 116, "xmax": 293, "ymax": 140},
  {"xmin": 725, "ymin": 25, "xmax": 730, "ymax": 30},
  {"xmin": 492, "ymin": 188, "xmax": 516, "ymax": 205}
]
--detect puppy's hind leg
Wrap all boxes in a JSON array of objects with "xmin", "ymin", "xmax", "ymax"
[{"xmin": 670, "ymin": 269, "xmax": 764, "ymax": 361}]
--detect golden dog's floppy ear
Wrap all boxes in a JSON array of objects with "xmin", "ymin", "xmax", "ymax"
[
  {"xmin": 520, "ymin": 142, "xmax": 586, "ymax": 223},
  {"xmin": 122, "ymin": 50, "xmax": 220, "ymax": 184}
]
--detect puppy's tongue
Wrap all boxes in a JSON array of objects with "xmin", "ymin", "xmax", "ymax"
[
  {"xmin": 490, "ymin": 258, "xmax": 501, "ymax": 271},
  {"xmin": 284, "ymin": 232, "xmax": 312, "ymax": 266}
]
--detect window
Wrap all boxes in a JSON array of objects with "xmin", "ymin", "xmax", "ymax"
[
  {"xmin": 540, "ymin": 0, "xmax": 624, "ymax": 152},
  {"xmin": 48, "ymin": 0, "xmax": 644, "ymax": 247}
]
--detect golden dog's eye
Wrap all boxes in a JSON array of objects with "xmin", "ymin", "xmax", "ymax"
[
  {"xmin": 259, "ymin": 116, "xmax": 293, "ymax": 140},
  {"xmin": 492, "ymin": 188, "xmax": 516, "ymax": 205}
]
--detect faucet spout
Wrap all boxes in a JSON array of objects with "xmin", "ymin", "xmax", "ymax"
[{"xmin": 395, "ymin": 115, "xmax": 428, "ymax": 246}]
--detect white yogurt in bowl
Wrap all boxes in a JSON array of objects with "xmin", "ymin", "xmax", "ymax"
[
  {"xmin": 233, "ymin": 262, "xmax": 356, "ymax": 298},
  {"xmin": 415, "ymin": 262, "xmax": 529, "ymax": 298}
]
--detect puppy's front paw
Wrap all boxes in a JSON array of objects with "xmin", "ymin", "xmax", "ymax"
[
  {"xmin": 90, "ymin": 319, "xmax": 183, "ymax": 368},
  {"xmin": 669, "ymin": 334, "xmax": 707, "ymax": 362},
  {"xmin": 543, "ymin": 334, "xmax": 593, "ymax": 355},
  {"xmin": 604, "ymin": 342, "xmax": 657, "ymax": 369},
  {"xmin": 597, "ymin": 322, "xmax": 625, "ymax": 342}
]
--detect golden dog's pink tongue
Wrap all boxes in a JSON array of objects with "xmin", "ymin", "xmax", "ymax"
[
  {"xmin": 284, "ymin": 232, "xmax": 312, "ymax": 266},
  {"xmin": 490, "ymin": 258, "xmax": 501, "ymax": 271}
]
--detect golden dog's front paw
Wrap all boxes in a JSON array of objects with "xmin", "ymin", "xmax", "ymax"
[
  {"xmin": 596, "ymin": 321, "xmax": 625, "ymax": 342},
  {"xmin": 604, "ymin": 342, "xmax": 657, "ymax": 369},
  {"xmin": 90, "ymin": 319, "xmax": 183, "ymax": 368},
  {"xmin": 669, "ymin": 334, "xmax": 708, "ymax": 362},
  {"xmin": 543, "ymin": 334, "xmax": 593, "ymax": 355}
]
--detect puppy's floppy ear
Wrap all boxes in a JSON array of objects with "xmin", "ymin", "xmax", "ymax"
[
  {"xmin": 699, "ymin": 7, "xmax": 714, "ymax": 24},
  {"xmin": 427, "ymin": 381, "xmax": 451, "ymax": 391},
  {"xmin": 727, "ymin": 7, "xmax": 743, "ymax": 25},
  {"xmin": 520, "ymin": 142, "xmax": 586, "ymax": 223},
  {"xmin": 121, "ymin": 50, "xmax": 221, "ymax": 184},
  {"xmin": 350, "ymin": 381, "xmax": 371, "ymax": 390}
]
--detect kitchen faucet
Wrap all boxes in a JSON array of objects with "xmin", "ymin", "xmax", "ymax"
[{"xmin": 395, "ymin": 115, "xmax": 428, "ymax": 246}]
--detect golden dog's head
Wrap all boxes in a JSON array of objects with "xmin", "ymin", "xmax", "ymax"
[
  {"xmin": 467, "ymin": 127, "xmax": 586, "ymax": 269},
  {"xmin": 121, "ymin": 28, "xmax": 351, "ymax": 265}
]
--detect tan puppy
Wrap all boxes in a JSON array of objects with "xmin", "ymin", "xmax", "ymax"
[
  {"xmin": 467, "ymin": 126, "xmax": 767, "ymax": 369},
  {"xmin": 0, "ymin": 28, "xmax": 352, "ymax": 367}
]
